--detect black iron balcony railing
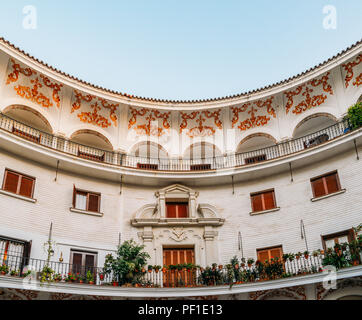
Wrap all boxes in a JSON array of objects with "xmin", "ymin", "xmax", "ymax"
[
  {"xmin": 0, "ymin": 113, "xmax": 354, "ymax": 172},
  {"xmin": 1, "ymin": 247, "xmax": 360, "ymax": 289}
]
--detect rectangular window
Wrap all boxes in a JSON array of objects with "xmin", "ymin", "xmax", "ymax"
[
  {"xmin": 245, "ymin": 154, "xmax": 267, "ymax": 164},
  {"xmin": 257, "ymin": 246, "xmax": 283, "ymax": 263},
  {"xmin": 311, "ymin": 171, "xmax": 341, "ymax": 198},
  {"xmin": 250, "ymin": 189, "xmax": 276, "ymax": 212},
  {"xmin": 73, "ymin": 186, "xmax": 101, "ymax": 213},
  {"xmin": 166, "ymin": 202, "xmax": 189, "ymax": 218},
  {"xmin": 322, "ymin": 229, "xmax": 355, "ymax": 250},
  {"xmin": 0, "ymin": 236, "xmax": 31, "ymax": 272},
  {"xmin": 70, "ymin": 250, "xmax": 97, "ymax": 276},
  {"xmin": 2, "ymin": 169, "xmax": 35, "ymax": 198}
]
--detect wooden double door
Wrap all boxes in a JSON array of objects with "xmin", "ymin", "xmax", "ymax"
[{"xmin": 163, "ymin": 248, "xmax": 195, "ymax": 287}]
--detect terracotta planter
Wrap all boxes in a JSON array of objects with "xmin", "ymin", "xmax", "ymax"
[
  {"xmin": 155, "ymin": 269, "xmax": 159, "ymax": 273},
  {"xmin": 296, "ymin": 256, "xmax": 300, "ymax": 260},
  {"xmin": 353, "ymin": 260, "xmax": 360, "ymax": 266},
  {"xmin": 79, "ymin": 280, "xmax": 84, "ymax": 284},
  {"xmin": 247, "ymin": 264, "xmax": 252, "ymax": 268},
  {"xmin": 304, "ymin": 255, "xmax": 309, "ymax": 260},
  {"xmin": 1, "ymin": 271, "xmax": 6, "ymax": 275},
  {"xmin": 89, "ymin": 281, "xmax": 94, "ymax": 285},
  {"xmin": 162, "ymin": 268, "xmax": 166, "ymax": 273},
  {"xmin": 148, "ymin": 270, "xmax": 152, "ymax": 273}
]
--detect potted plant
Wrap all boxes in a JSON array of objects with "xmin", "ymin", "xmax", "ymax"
[
  {"xmin": 10, "ymin": 269, "xmax": 19, "ymax": 277},
  {"xmin": 282, "ymin": 253, "xmax": 290, "ymax": 262},
  {"xmin": 53, "ymin": 273, "xmax": 62, "ymax": 282},
  {"xmin": 218, "ymin": 264, "xmax": 223, "ymax": 270},
  {"xmin": 240, "ymin": 258, "xmax": 246, "ymax": 268},
  {"xmin": 65, "ymin": 272, "xmax": 77, "ymax": 283},
  {"xmin": 288, "ymin": 253, "xmax": 295, "ymax": 262},
  {"xmin": 303, "ymin": 251, "xmax": 310, "ymax": 259},
  {"xmin": 162, "ymin": 266, "xmax": 167, "ymax": 273},
  {"xmin": 153, "ymin": 265, "xmax": 161, "ymax": 273},
  {"xmin": 247, "ymin": 258, "xmax": 254, "ymax": 267},
  {"xmin": 99, "ymin": 272, "xmax": 105, "ymax": 281},
  {"xmin": 147, "ymin": 265, "xmax": 153, "ymax": 273},
  {"xmin": 79, "ymin": 274, "xmax": 85, "ymax": 284},
  {"xmin": 86, "ymin": 270, "xmax": 94, "ymax": 285},
  {"xmin": 40, "ymin": 265, "xmax": 54, "ymax": 283},
  {"xmin": 312, "ymin": 250, "xmax": 319, "ymax": 257},
  {"xmin": 295, "ymin": 252, "xmax": 302, "ymax": 260},
  {"xmin": 0, "ymin": 264, "xmax": 9, "ymax": 275}
]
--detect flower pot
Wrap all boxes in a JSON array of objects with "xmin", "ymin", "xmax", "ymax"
[
  {"xmin": 155, "ymin": 269, "xmax": 159, "ymax": 273},
  {"xmin": 89, "ymin": 281, "xmax": 94, "ymax": 285},
  {"xmin": 0, "ymin": 271, "xmax": 6, "ymax": 275},
  {"xmin": 162, "ymin": 268, "xmax": 166, "ymax": 273},
  {"xmin": 148, "ymin": 270, "xmax": 152, "ymax": 273},
  {"xmin": 296, "ymin": 256, "xmax": 300, "ymax": 260},
  {"xmin": 247, "ymin": 264, "xmax": 252, "ymax": 268},
  {"xmin": 79, "ymin": 280, "xmax": 84, "ymax": 284},
  {"xmin": 235, "ymin": 264, "xmax": 239, "ymax": 269},
  {"xmin": 304, "ymin": 255, "xmax": 309, "ymax": 260},
  {"xmin": 353, "ymin": 260, "xmax": 359, "ymax": 266}
]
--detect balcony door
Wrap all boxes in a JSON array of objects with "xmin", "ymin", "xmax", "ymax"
[{"xmin": 163, "ymin": 247, "xmax": 195, "ymax": 287}]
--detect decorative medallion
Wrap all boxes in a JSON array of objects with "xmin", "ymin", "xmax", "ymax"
[
  {"xmin": 170, "ymin": 227, "xmax": 188, "ymax": 242},
  {"xmin": 231, "ymin": 97, "xmax": 275, "ymax": 131},
  {"xmin": 284, "ymin": 72, "xmax": 333, "ymax": 114},
  {"xmin": 179, "ymin": 109, "xmax": 222, "ymax": 138},
  {"xmin": 128, "ymin": 107, "xmax": 171, "ymax": 137}
]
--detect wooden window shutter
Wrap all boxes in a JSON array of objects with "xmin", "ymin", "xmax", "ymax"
[
  {"xmin": 72, "ymin": 185, "xmax": 76, "ymax": 208},
  {"xmin": 263, "ymin": 191, "xmax": 275, "ymax": 210},
  {"xmin": 312, "ymin": 178, "xmax": 326, "ymax": 197},
  {"xmin": 270, "ymin": 247, "xmax": 283, "ymax": 260},
  {"xmin": 19, "ymin": 176, "xmax": 34, "ymax": 198},
  {"xmin": 325, "ymin": 173, "xmax": 339, "ymax": 194},
  {"xmin": 257, "ymin": 250, "xmax": 269, "ymax": 263},
  {"xmin": 177, "ymin": 204, "xmax": 188, "ymax": 218},
  {"xmin": 166, "ymin": 204, "xmax": 177, "ymax": 218},
  {"xmin": 252, "ymin": 194, "xmax": 263, "ymax": 212},
  {"xmin": 4, "ymin": 171, "xmax": 19, "ymax": 194},
  {"xmin": 88, "ymin": 194, "xmax": 100, "ymax": 212}
]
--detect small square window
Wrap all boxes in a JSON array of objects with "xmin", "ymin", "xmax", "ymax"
[
  {"xmin": 2, "ymin": 169, "xmax": 35, "ymax": 198},
  {"xmin": 250, "ymin": 189, "xmax": 276, "ymax": 213},
  {"xmin": 73, "ymin": 186, "xmax": 100, "ymax": 213},
  {"xmin": 311, "ymin": 171, "xmax": 341, "ymax": 198}
]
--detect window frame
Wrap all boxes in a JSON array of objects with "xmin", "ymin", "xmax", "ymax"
[
  {"xmin": 321, "ymin": 229, "xmax": 355, "ymax": 251},
  {"xmin": 256, "ymin": 245, "xmax": 283, "ymax": 263},
  {"xmin": 69, "ymin": 249, "xmax": 98, "ymax": 275},
  {"xmin": 2, "ymin": 169, "xmax": 36, "ymax": 199},
  {"xmin": 72, "ymin": 185, "xmax": 101, "ymax": 213},
  {"xmin": 165, "ymin": 201, "xmax": 189, "ymax": 218},
  {"xmin": 310, "ymin": 171, "xmax": 341, "ymax": 198},
  {"xmin": 250, "ymin": 189, "xmax": 277, "ymax": 213}
]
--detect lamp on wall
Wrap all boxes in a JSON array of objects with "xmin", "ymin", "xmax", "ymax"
[
  {"xmin": 238, "ymin": 231, "xmax": 244, "ymax": 259},
  {"xmin": 300, "ymin": 220, "xmax": 309, "ymax": 252}
]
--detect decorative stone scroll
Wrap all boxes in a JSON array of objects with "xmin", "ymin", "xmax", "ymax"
[
  {"xmin": 71, "ymin": 90, "xmax": 119, "ymax": 128},
  {"xmin": 179, "ymin": 109, "xmax": 222, "ymax": 138},
  {"xmin": 6, "ymin": 58, "xmax": 63, "ymax": 108},
  {"xmin": 231, "ymin": 96, "xmax": 276, "ymax": 131},
  {"xmin": 284, "ymin": 72, "xmax": 334, "ymax": 115}
]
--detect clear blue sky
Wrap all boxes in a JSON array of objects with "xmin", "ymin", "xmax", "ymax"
[{"xmin": 0, "ymin": 1, "xmax": 361, "ymax": 100}]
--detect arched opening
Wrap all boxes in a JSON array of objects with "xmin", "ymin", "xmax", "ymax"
[
  {"xmin": 128, "ymin": 141, "xmax": 168, "ymax": 170},
  {"xmin": 293, "ymin": 113, "xmax": 337, "ymax": 138},
  {"xmin": 293, "ymin": 113, "xmax": 339, "ymax": 150},
  {"xmin": 183, "ymin": 142, "xmax": 222, "ymax": 170},
  {"xmin": 236, "ymin": 133, "xmax": 277, "ymax": 165},
  {"xmin": 1, "ymin": 105, "xmax": 54, "ymax": 146},
  {"xmin": 2, "ymin": 105, "xmax": 53, "ymax": 133},
  {"xmin": 69, "ymin": 130, "xmax": 114, "ymax": 162}
]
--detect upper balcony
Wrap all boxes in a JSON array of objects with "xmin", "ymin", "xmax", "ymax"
[{"xmin": 0, "ymin": 111, "xmax": 361, "ymax": 186}]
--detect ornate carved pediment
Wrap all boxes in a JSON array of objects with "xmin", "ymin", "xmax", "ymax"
[{"xmin": 130, "ymin": 184, "xmax": 224, "ymax": 227}]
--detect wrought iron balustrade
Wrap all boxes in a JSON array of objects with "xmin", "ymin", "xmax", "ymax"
[{"xmin": 0, "ymin": 113, "xmax": 354, "ymax": 172}]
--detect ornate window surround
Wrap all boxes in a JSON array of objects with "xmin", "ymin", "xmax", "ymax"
[{"xmin": 130, "ymin": 184, "xmax": 225, "ymax": 227}]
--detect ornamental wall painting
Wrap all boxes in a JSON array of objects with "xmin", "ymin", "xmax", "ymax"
[
  {"xmin": 284, "ymin": 72, "xmax": 335, "ymax": 115},
  {"xmin": 5, "ymin": 58, "xmax": 63, "ymax": 109},
  {"xmin": 341, "ymin": 54, "xmax": 362, "ymax": 88},
  {"xmin": 231, "ymin": 96, "xmax": 276, "ymax": 132},
  {"xmin": 70, "ymin": 89, "xmax": 119, "ymax": 129},
  {"xmin": 179, "ymin": 108, "xmax": 223, "ymax": 138},
  {"xmin": 128, "ymin": 106, "xmax": 171, "ymax": 138}
]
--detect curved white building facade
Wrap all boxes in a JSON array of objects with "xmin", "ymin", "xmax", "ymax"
[{"xmin": 0, "ymin": 37, "xmax": 361, "ymax": 300}]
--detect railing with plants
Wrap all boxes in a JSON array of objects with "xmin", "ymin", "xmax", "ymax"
[
  {"xmin": 0, "ymin": 232, "xmax": 361, "ymax": 289},
  {"xmin": 0, "ymin": 111, "xmax": 358, "ymax": 172}
]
